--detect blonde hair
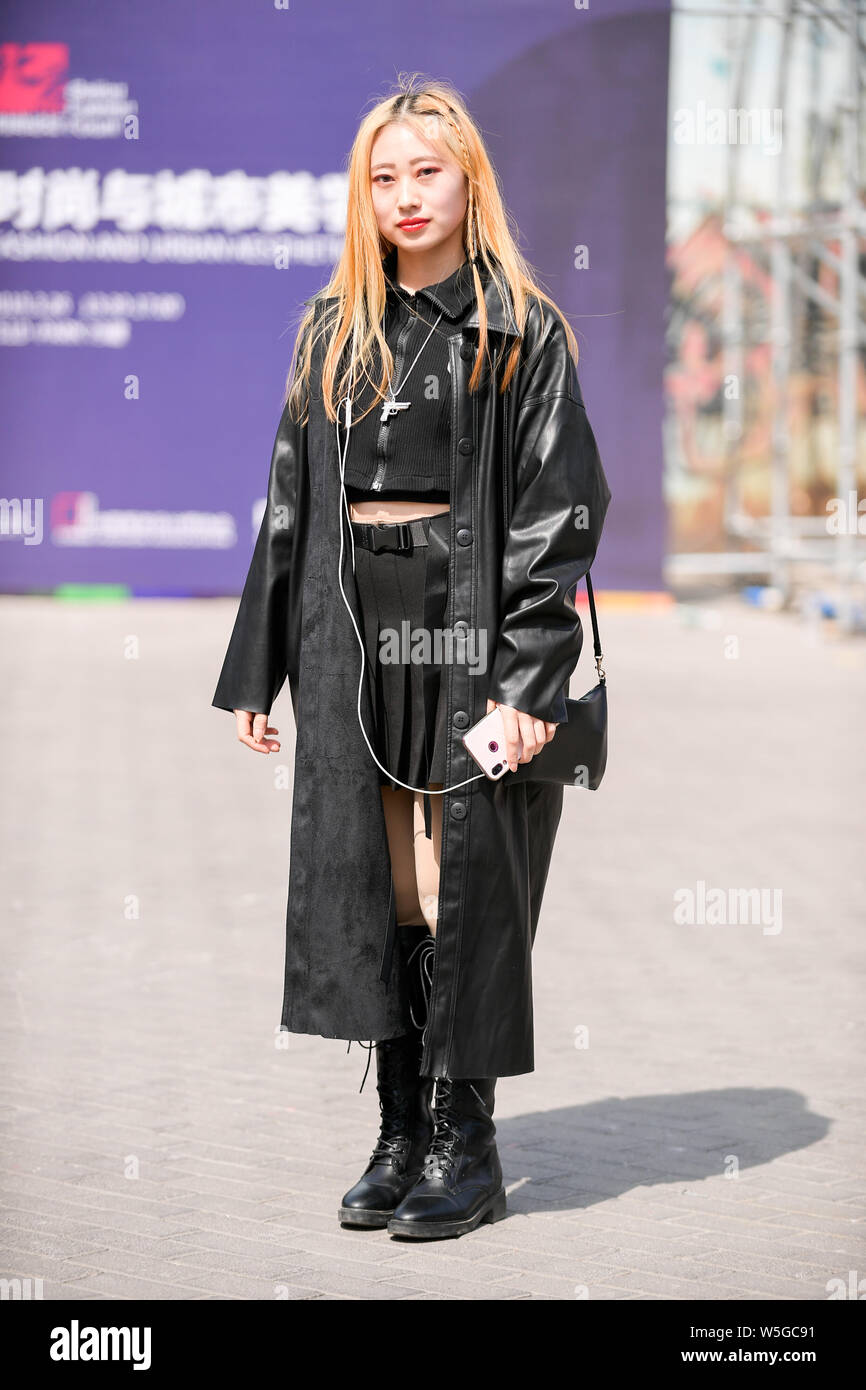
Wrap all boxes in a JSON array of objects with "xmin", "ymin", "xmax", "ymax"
[{"xmin": 285, "ymin": 72, "xmax": 580, "ymax": 425}]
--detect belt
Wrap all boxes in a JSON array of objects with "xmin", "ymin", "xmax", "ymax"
[{"xmin": 349, "ymin": 517, "xmax": 433, "ymax": 553}]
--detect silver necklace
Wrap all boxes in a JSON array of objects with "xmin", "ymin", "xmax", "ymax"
[{"xmin": 380, "ymin": 302, "xmax": 443, "ymax": 422}]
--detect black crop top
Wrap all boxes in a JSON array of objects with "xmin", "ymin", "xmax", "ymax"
[{"xmin": 338, "ymin": 248, "xmax": 477, "ymax": 500}]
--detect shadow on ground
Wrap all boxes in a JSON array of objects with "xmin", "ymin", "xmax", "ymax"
[{"xmin": 494, "ymin": 1087, "xmax": 830, "ymax": 1213}]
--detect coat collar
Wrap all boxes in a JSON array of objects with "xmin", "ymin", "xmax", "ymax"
[
  {"xmin": 381, "ymin": 243, "xmax": 474, "ymax": 321},
  {"xmin": 305, "ymin": 247, "xmax": 521, "ymax": 338}
]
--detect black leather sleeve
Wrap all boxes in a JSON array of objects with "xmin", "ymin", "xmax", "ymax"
[
  {"xmin": 486, "ymin": 313, "xmax": 611, "ymax": 725},
  {"xmin": 211, "ymin": 392, "xmax": 307, "ymax": 717}
]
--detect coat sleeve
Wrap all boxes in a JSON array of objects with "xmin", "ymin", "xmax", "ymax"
[
  {"xmin": 485, "ymin": 312, "xmax": 612, "ymax": 725},
  {"xmin": 211, "ymin": 387, "xmax": 308, "ymax": 718}
]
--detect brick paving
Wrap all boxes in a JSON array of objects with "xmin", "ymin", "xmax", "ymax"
[{"xmin": 0, "ymin": 593, "xmax": 863, "ymax": 1300}]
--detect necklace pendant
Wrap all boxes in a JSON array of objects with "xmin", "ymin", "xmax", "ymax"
[{"xmin": 380, "ymin": 399, "xmax": 411, "ymax": 422}]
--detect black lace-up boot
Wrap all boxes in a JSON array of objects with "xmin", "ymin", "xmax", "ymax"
[
  {"xmin": 338, "ymin": 924, "xmax": 435, "ymax": 1228},
  {"xmin": 386, "ymin": 1075, "xmax": 507, "ymax": 1239}
]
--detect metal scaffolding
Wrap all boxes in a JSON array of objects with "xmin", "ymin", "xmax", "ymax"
[{"xmin": 667, "ymin": 1, "xmax": 866, "ymax": 621}]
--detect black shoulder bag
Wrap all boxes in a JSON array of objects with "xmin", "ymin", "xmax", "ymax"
[{"xmin": 507, "ymin": 571, "xmax": 608, "ymax": 789}]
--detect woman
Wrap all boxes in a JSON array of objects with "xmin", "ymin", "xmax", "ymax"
[{"xmin": 212, "ymin": 76, "xmax": 612, "ymax": 1241}]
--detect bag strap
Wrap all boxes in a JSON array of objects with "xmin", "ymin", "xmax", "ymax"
[{"xmin": 584, "ymin": 571, "xmax": 605, "ymax": 683}]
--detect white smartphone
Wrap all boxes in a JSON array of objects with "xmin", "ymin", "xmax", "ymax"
[{"xmin": 461, "ymin": 707, "xmax": 524, "ymax": 780}]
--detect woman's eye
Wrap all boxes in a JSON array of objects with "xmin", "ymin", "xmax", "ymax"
[{"xmin": 373, "ymin": 169, "xmax": 438, "ymax": 183}]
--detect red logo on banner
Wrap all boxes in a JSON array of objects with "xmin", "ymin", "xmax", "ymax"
[
  {"xmin": 0, "ymin": 42, "xmax": 69, "ymax": 113},
  {"xmin": 51, "ymin": 492, "xmax": 85, "ymax": 531}
]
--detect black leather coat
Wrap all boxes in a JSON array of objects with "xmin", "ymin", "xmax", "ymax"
[{"xmin": 212, "ymin": 260, "xmax": 612, "ymax": 1079}]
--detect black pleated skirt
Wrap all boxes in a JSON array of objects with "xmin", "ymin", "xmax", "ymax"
[{"xmin": 349, "ymin": 511, "xmax": 451, "ymax": 833}]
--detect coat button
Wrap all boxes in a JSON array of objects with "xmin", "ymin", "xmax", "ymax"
[
  {"xmin": 450, "ymin": 800, "xmax": 467, "ymax": 820},
  {"xmin": 453, "ymin": 710, "xmax": 470, "ymax": 729},
  {"xmin": 456, "ymin": 528, "xmax": 473, "ymax": 546},
  {"xmin": 460, "ymin": 341, "xmax": 474, "ymax": 361},
  {"xmin": 457, "ymin": 437, "xmax": 474, "ymax": 455},
  {"xmin": 453, "ymin": 620, "xmax": 468, "ymax": 637}
]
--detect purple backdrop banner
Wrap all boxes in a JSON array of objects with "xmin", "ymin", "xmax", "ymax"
[{"xmin": 0, "ymin": 0, "xmax": 669, "ymax": 594}]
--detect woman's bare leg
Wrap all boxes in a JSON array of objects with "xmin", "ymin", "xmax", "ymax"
[
  {"xmin": 380, "ymin": 785, "xmax": 426, "ymax": 926},
  {"xmin": 413, "ymin": 784, "xmax": 444, "ymax": 938}
]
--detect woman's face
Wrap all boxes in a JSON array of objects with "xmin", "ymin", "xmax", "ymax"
[{"xmin": 370, "ymin": 120, "xmax": 468, "ymax": 259}]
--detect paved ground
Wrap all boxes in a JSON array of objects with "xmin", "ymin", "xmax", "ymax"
[{"xmin": 1, "ymin": 592, "xmax": 863, "ymax": 1300}]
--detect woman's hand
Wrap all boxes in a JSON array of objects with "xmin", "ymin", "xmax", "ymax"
[
  {"xmin": 485, "ymin": 698, "xmax": 558, "ymax": 773},
  {"xmin": 234, "ymin": 710, "xmax": 281, "ymax": 754}
]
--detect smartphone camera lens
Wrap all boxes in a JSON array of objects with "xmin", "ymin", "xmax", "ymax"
[{"xmin": 492, "ymin": 763, "xmax": 503, "ymax": 775}]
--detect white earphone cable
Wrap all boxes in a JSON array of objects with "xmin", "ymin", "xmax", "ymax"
[{"xmin": 334, "ymin": 388, "xmax": 484, "ymax": 796}]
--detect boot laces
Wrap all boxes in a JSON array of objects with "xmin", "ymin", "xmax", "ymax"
[
  {"xmin": 348, "ymin": 934, "xmax": 434, "ymax": 1095},
  {"xmin": 422, "ymin": 1077, "xmax": 486, "ymax": 1179},
  {"xmin": 348, "ymin": 1039, "xmax": 376, "ymax": 1094},
  {"xmin": 368, "ymin": 1073, "xmax": 413, "ymax": 1163},
  {"xmin": 406, "ymin": 937, "xmax": 434, "ymax": 1044}
]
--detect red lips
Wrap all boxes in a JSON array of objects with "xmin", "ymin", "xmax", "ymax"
[{"xmin": 397, "ymin": 218, "xmax": 429, "ymax": 228}]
